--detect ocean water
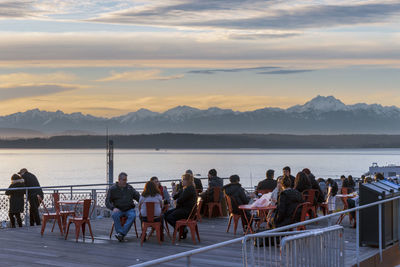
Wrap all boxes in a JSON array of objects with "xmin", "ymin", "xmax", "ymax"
[{"xmin": 1, "ymin": 148, "xmax": 400, "ymax": 189}]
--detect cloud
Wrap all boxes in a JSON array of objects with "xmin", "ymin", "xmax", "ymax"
[
  {"xmin": 96, "ymin": 69, "xmax": 184, "ymax": 82},
  {"xmin": 0, "ymin": 1, "xmax": 39, "ymax": 19},
  {"xmin": 90, "ymin": 1, "xmax": 400, "ymax": 31},
  {"xmin": 257, "ymin": 69, "xmax": 314, "ymax": 75},
  {"xmin": 0, "ymin": 83, "xmax": 79, "ymax": 101},
  {"xmin": 0, "ymin": 72, "xmax": 77, "ymax": 84},
  {"xmin": 187, "ymin": 66, "xmax": 278, "ymax": 74}
]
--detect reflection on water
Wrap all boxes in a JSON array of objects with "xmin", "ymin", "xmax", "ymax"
[{"xmin": 1, "ymin": 148, "xmax": 400, "ymax": 188}]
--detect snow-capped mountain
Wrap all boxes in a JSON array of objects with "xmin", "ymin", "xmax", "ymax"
[{"xmin": 2, "ymin": 95, "xmax": 400, "ymax": 136}]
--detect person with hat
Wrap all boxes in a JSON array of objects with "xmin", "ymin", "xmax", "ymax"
[
  {"xmin": 5, "ymin": 174, "xmax": 26, "ymax": 227},
  {"xmin": 18, "ymin": 168, "xmax": 43, "ymax": 226}
]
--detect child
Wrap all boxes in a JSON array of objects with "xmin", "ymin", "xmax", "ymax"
[{"xmin": 5, "ymin": 174, "xmax": 25, "ymax": 227}]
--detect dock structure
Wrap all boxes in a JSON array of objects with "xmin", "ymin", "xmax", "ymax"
[{"xmin": 0, "ymin": 215, "xmax": 386, "ymax": 267}]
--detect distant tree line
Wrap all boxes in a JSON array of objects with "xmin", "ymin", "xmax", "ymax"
[{"xmin": 0, "ymin": 133, "xmax": 400, "ymax": 148}]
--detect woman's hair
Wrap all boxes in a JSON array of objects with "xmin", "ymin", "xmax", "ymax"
[
  {"xmin": 142, "ymin": 181, "xmax": 160, "ymax": 197},
  {"xmin": 302, "ymin": 168, "xmax": 311, "ymax": 175},
  {"xmin": 375, "ymin": 173, "xmax": 384, "ymax": 181},
  {"xmin": 348, "ymin": 175, "xmax": 354, "ymax": 182},
  {"xmin": 294, "ymin": 172, "xmax": 311, "ymax": 190},
  {"xmin": 11, "ymin": 174, "xmax": 21, "ymax": 181},
  {"xmin": 182, "ymin": 173, "xmax": 195, "ymax": 187},
  {"xmin": 229, "ymin": 174, "xmax": 240, "ymax": 183},
  {"xmin": 317, "ymin": 178, "xmax": 325, "ymax": 183},
  {"xmin": 281, "ymin": 175, "xmax": 292, "ymax": 188},
  {"xmin": 150, "ymin": 176, "xmax": 158, "ymax": 182}
]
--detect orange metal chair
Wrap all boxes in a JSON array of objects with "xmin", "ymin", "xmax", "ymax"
[
  {"xmin": 292, "ymin": 202, "xmax": 312, "ymax": 231},
  {"xmin": 204, "ymin": 187, "xmax": 223, "ymax": 218},
  {"xmin": 257, "ymin": 189, "xmax": 273, "ymax": 195},
  {"xmin": 38, "ymin": 195, "xmax": 64, "ymax": 236},
  {"xmin": 172, "ymin": 204, "xmax": 200, "ymax": 244},
  {"xmin": 336, "ymin": 187, "xmax": 353, "ymax": 225},
  {"xmin": 140, "ymin": 202, "xmax": 163, "ymax": 246},
  {"xmin": 52, "ymin": 193, "xmax": 75, "ymax": 232},
  {"xmin": 225, "ymin": 195, "xmax": 244, "ymax": 235},
  {"xmin": 302, "ymin": 189, "xmax": 318, "ymax": 218},
  {"xmin": 109, "ymin": 215, "xmax": 139, "ymax": 239},
  {"xmin": 65, "ymin": 199, "xmax": 95, "ymax": 242},
  {"xmin": 196, "ymin": 198, "xmax": 203, "ymax": 222}
]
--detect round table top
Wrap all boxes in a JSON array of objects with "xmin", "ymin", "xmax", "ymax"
[
  {"xmin": 238, "ymin": 204, "xmax": 276, "ymax": 210},
  {"xmin": 58, "ymin": 200, "xmax": 82, "ymax": 205}
]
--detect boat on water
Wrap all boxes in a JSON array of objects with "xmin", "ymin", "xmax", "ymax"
[{"xmin": 367, "ymin": 162, "xmax": 400, "ymax": 180}]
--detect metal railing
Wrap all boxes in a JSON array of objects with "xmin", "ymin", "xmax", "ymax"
[
  {"xmin": 0, "ymin": 177, "xmax": 229, "ymax": 226},
  {"xmin": 131, "ymin": 195, "xmax": 400, "ymax": 267}
]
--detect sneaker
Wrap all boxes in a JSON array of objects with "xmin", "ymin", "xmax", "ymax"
[
  {"xmin": 115, "ymin": 233, "xmax": 124, "ymax": 242},
  {"xmin": 180, "ymin": 228, "xmax": 188, "ymax": 240}
]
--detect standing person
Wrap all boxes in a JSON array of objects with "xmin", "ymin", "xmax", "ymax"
[
  {"xmin": 317, "ymin": 178, "xmax": 327, "ymax": 199},
  {"xmin": 18, "ymin": 168, "xmax": 43, "ymax": 226},
  {"xmin": 282, "ymin": 166, "xmax": 295, "ymax": 188},
  {"xmin": 5, "ymin": 174, "xmax": 25, "ymax": 228},
  {"xmin": 256, "ymin": 169, "xmax": 277, "ymax": 195},
  {"xmin": 165, "ymin": 173, "xmax": 197, "ymax": 239},
  {"xmin": 106, "ymin": 172, "xmax": 140, "ymax": 242},
  {"xmin": 347, "ymin": 175, "xmax": 356, "ymax": 191},
  {"xmin": 326, "ymin": 178, "xmax": 338, "ymax": 214}
]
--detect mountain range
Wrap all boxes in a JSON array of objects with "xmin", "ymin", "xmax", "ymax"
[{"xmin": 1, "ymin": 95, "xmax": 400, "ymax": 136}]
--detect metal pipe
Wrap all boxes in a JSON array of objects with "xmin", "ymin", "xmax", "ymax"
[
  {"xmin": 356, "ymin": 209, "xmax": 360, "ymax": 267},
  {"xmin": 24, "ymin": 188, "xmax": 29, "ymax": 227},
  {"xmin": 378, "ymin": 203, "xmax": 382, "ymax": 262}
]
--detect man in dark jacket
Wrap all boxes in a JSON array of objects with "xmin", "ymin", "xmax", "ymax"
[
  {"xmin": 201, "ymin": 169, "xmax": 223, "ymax": 203},
  {"xmin": 18, "ymin": 168, "xmax": 43, "ymax": 226},
  {"xmin": 256, "ymin": 169, "xmax": 277, "ymax": 195},
  {"xmin": 106, "ymin": 172, "xmax": 140, "ymax": 241},
  {"xmin": 223, "ymin": 175, "xmax": 250, "ymax": 227},
  {"xmin": 283, "ymin": 166, "xmax": 295, "ymax": 188}
]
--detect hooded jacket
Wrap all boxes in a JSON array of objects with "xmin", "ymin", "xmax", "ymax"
[
  {"xmin": 274, "ymin": 188, "xmax": 304, "ymax": 227},
  {"xmin": 5, "ymin": 180, "xmax": 25, "ymax": 213},
  {"xmin": 223, "ymin": 183, "xmax": 249, "ymax": 214}
]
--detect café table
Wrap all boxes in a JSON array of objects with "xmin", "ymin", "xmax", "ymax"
[{"xmin": 238, "ymin": 204, "xmax": 276, "ymax": 234}]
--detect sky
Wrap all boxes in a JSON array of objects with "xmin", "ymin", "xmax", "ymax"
[{"xmin": 0, "ymin": 0, "xmax": 399, "ymax": 117}]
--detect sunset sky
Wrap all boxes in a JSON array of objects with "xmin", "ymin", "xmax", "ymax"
[{"xmin": 0, "ymin": 0, "xmax": 400, "ymax": 117}]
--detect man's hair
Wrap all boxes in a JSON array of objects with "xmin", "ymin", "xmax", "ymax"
[
  {"xmin": 142, "ymin": 181, "xmax": 160, "ymax": 197},
  {"xmin": 340, "ymin": 175, "xmax": 346, "ymax": 179},
  {"xmin": 283, "ymin": 166, "xmax": 291, "ymax": 173},
  {"xmin": 208, "ymin": 169, "xmax": 217, "ymax": 177},
  {"xmin": 185, "ymin": 169, "xmax": 193, "ymax": 175},
  {"xmin": 266, "ymin": 169, "xmax": 274, "ymax": 179},
  {"xmin": 375, "ymin": 173, "xmax": 384, "ymax": 181},
  {"xmin": 281, "ymin": 175, "xmax": 292, "ymax": 188},
  {"xmin": 118, "ymin": 172, "xmax": 128, "ymax": 179},
  {"xmin": 150, "ymin": 176, "xmax": 158, "ymax": 182},
  {"xmin": 229, "ymin": 174, "xmax": 240, "ymax": 183}
]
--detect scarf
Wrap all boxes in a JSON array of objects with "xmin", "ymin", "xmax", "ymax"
[{"xmin": 11, "ymin": 179, "xmax": 24, "ymax": 185}]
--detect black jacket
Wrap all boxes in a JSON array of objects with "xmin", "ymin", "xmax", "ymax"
[
  {"xmin": 309, "ymin": 174, "xmax": 325, "ymax": 203},
  {"xmin": 274, "ymin": 188, "xmax": 304, "ymax": 227},
  {"xmin": 21, "ymin": 172, "xmax": 43, "ymax": 199},
  {"xmin": 173, "ymin": 185, "xmax": 197, "ymax": 215},
  {"xmin": 5, "ymin": 180, "xmax": 25, "ymax": 213},
  {"xmin": 106, "ymin": 183, "xmax": 140, "ymax": 212},
  {"xmin": 256, "ymin": 178, "xmax": 277, "ymax": 193},
  {"xmin": 288, "ymin": 175, "xmax": 295, "ymax": 188},
  {"xmin": 223, "ymin": 183, "xmax": 249, "ymax": 214}
]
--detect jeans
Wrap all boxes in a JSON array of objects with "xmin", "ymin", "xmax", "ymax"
[{"xmin": 111, "ymin": 208, "xmax": 136, "ymax": 236}]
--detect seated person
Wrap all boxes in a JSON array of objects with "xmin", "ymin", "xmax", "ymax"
[
  {"xmin": 106, "ymin": 172, "xmax": 140, "ymax": 242},
  {"xmin": 223, "ymin": 175, "xmax": 250, "ymax": 227},
  {"xmin": 200, "ymin": 168, "xmax": 223, "ymax": 204},
  {"xmin": 150, "ymin": 176, "xmax": 172, "ymax": 210},
  {"xmin": 256, "ymin": 169, "xmax": 277, "ymax": 195},
  {"xmin": 294, "ymin": 171, "xmax": 312, "ymax": 193},
  {"xmin": 302, "ymin": 169, "xmax": 325, "ymax": 204},
  {"xmin": 272, "ymin": 176, "xmax": 304, "ymax": 228},
  {"xmin": 164, "ymin": 173, "xmax": 197, "ymax": 239},
  {"xmin": 174, "ymin": 169, "xmax": 203, "ymax": 194},
  {"xmin": 270, "ymin": 176, "xmax": 284, "ymax": 205}
]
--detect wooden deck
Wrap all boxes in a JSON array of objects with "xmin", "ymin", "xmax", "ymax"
[{"xmin": 0, "ymin": 214, "xmax": 382, "ymax": 267}]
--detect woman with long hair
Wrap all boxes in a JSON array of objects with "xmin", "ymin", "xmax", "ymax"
[{"xmin": 294, "ymin": 171, "xmax": 312, "ymax": 193}]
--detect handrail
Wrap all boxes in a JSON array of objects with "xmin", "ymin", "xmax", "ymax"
[
  {"xmin": 131, "ymin": 195, "xmax": 400, "ymax": 267},
  {"xmin": 0, "ymin": 177, "xmax": 229, "ymax": 192}
]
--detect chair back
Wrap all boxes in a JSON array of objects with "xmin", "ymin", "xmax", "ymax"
[
  {"xmin": 225, "ymin": 195, "xmax": 234, "ymax": 214},
  {"xmin": 292, "ymin": 202, "xmax": 311, "ymax": 223},
  {"xmin": 186, "ymin": 203, "xmax": 198, "ymax": 222},
  {"xmin": 145, "ymin": 202, "xmax": 156, "ymax": 223},
  {"xmin": 302, "ymin": 189, "xmax": 318, "ymax": 204},
  {"xmin": 37, "ymin": 195, "xmax": 50, "ymax": 215},
  {"xmin": 80, "ymin": 199, "xmax": 95, "ymax": 220},
  {"xmin": 52, "ymin": 192, "xmax": 60, "ymax": 213},
  {"xmin": 258, "ymin": 189, "xmax": 272, "ymax": 195},
  {"xmin": 212, "ymin": 187, "xmax": 221, "ymax": 203},
  {"xmin": 341, "ymin": 187, "xmax": 350, "ymax": 194}
]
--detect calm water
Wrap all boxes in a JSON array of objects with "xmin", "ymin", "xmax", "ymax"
[{"xmin": 0, "ymin": 148, "xmax": 399, "ymax": 188}]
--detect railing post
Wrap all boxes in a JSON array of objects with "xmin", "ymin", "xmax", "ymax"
[
  {"xmin": 70, "ymin": 186, "xmax": 73, "ymax": 200},
  {"xmin": 356, "ymin": 209, "xmax": 360, "ymax": 267},
  {"xmin": 378, "ymin": 203, "xmax": 382, "ymax": 262},
  {"xmin": 186, "ymin": 255, "xmax": 191, "ymax": 267},
  {"xmin": 24, "ymin": 188, "xmax": 29, "ymax": 227},
  {"xmin": 91, "ymin": 189, "xmax": 97, "ymax": 219},
  {"xmin": 398, "ymin": 198, "xmax": 400, "ymax": 250}
]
